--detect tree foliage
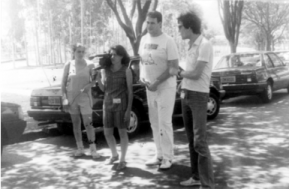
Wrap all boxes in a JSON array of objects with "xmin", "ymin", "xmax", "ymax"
[
  {"xmin": 106, "ymin": 0, "xmax": 158, "ymax": 55},
  {"xmin": 218, "ymin": 0, "xmax": 244, "ymax": 53},
  {"xmin": 243, "ymin": 1, "xmax": 289, "ymax": 51}
]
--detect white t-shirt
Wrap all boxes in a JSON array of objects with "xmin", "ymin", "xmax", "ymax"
[
  {"xmin": 181, "ymin": 35, "xmax": 213, "ymax": 93},
  {"xmin": 139, "ymin": 33, "xmax": 179, "ymax": 89}
]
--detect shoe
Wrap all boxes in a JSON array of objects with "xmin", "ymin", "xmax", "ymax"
[
  {"xmin": 180, "ymin": 177, "xmax": 201, "ymax": 186},
  {"xmin": 116, "ymin": 161, "xmax": 127, "ymax": 171},
  {"xmin": 74, "ymin": 148, "xmax": 85, "ymax": 157},
  {"xmin": 159, "ymin": 159, "xmax": 172, "ymax": 169},
  {"xmin": 145, "ymin": 157, "xmax": 163, "ymax": 166},
  {"xmin": 90, "ymin": 144, "xmax": 101, "ymax": 159},
  {"xmin": 107, "ymin": 154, "xmax": 119, "ymax": 164}
]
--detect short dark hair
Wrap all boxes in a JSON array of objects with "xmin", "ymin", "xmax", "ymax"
[
  {"xmin": 147, "ymin": 11, "xmax": 162, "ymax": 23},
  {"xmin": 177, "ymin": 11, "xmax": 201, "ymax": 34},
  {"xmin": 110, "ymin": 45, "xmax": 130, "ymax": 66}
]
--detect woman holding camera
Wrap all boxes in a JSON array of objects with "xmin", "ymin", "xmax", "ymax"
[
  {"xmin": 97, "ymin": 45, "xmax": 133, "ymax": 170},
  {"xmin": 61, "ymin": 43, "xmax": 101, "ymax": 158}
]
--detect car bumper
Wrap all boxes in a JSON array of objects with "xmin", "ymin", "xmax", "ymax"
[
  {"xmin": 27, "ymin": 109, "xmax": 103, "ymax": 125},
  {"xmin": 219, "ymin": 89, "xmax": 226, "ymax": 98},
  {"xmin": 223, "ymin": 83, "xmax": 267, "ymax": 94}
]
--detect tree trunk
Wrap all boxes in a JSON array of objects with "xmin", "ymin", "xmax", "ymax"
[
  {"xmin": 49, "ymin": 11, "xmax": 53, "ymax": 65},
  {"xmin": 59, "ymin": 38, "xmax": 63, "ymax": 63},
  {"xmin": 25, "ymin": 33, "xmax": 29, "ymax": 67},
  {"xmin": 64, "ymin": 37, "xmax": 67, "ymax": 63},
  {"xmin": 12, "ymin": 40, "xmax": 16, "ymax": 69},
  {"xmin": 229, "ymin": 42, "xmax": 237, "ymax": 53},
  {"xmin": 265, "ymin": 35, "xmax": 271, "ymax": 51}
]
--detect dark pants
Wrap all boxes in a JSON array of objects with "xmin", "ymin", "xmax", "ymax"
[{"xmin": 181, "ymin": 90, "xmax": 214, "ymax": 189}]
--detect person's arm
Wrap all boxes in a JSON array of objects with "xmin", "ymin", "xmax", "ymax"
[
  {"xmin": 61, "ymin": 63, "xmax": 70, "ymax": 99},
  {"xmin": 146, "ymin": 59, "xmax": 179, "ymax": 91},
  {"xmin": 97, "ymin": 69, "xmax": 105, "ymax": 92},
  {"xmin": 124, "ymin": 68, "xmax": 133, "ymax": 121},
  {"xmin": 180, "ymin": 41, "xmax": 212, "ymax": 80},
  {"xmin": 179, "ymin": 61, "xmax": 207, "ymax": 80},
  {"xmin": 81, "ymin": 64, "xmax": 96, "ymax": 92}
]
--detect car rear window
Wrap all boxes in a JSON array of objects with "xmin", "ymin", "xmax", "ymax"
[{"xmin": 215, "ymin": 54, "xmax": 262, "ymax": 69}]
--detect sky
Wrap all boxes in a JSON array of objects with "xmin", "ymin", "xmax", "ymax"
[{"xmin": 195, "ymin": 0, "xmax": 224, "ymax": 35}]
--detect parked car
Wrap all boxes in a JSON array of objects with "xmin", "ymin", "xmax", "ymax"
[
  {"xmin": 1, "ymin": 102, "xmax": 26, "ymax": 153},
  {"xmin": 212, "ymin": 52, "xmax": 289, "ymax": 102},
  {"xmin": 274, "ymin": 50, "xmax": 289, "ymax": 65},
  {"xmin": 28, "ymin": 56, "xmax": 225, "ymax": 137}
]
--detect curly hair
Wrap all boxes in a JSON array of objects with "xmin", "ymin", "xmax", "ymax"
[
  {"xmin": 177, "ymin": 11, "xmax": 202, "ymax": 34},
  {"xmin": 110, "ymin": 45, "xmax": 130, "ymax": 66}
]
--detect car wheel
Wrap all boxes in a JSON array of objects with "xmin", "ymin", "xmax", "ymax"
[
  {"xmin": 260, "ymin": 82, "xmax": 273, "ymax": 103},
  {"xmin": 207, "ymin": 93, "xmax": 220, "ymax": 120},
  {"xmin": 57, "ymin": 123, "xmax": 73, "ymax": 135},
  {"xmin": 127, "ymin": 107, "xmax": 141, "ymax": 138}
]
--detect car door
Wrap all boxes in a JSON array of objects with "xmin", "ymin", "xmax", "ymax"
[
  {"xmin": 267, "ymin": 53, "xmax": 289, "ymax": 89},
  {"xmin": 263, "ymin": 54, "xmax": 280, "ymax": 90}
]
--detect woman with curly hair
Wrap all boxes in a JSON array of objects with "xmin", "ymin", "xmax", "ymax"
[{"xmin": 97, "ymin": 45, "xmax": 133, "ymax": 170}]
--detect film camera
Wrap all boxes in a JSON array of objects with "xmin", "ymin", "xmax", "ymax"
[{"xmin": 89, "ymin": 53, "xmax": 112, "ymax": 71}]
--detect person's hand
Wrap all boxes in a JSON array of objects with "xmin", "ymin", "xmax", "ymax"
[
  {"xmin": 124, "ymin": 110, "xmax": 131, "ymax": 122},
  {"xmin": 139, "ymin": 79, "xmax": 150, "ymax": 87},
  {"xmin": 177, "ymin": 82, "xmax": 182, "ymax": 94},
  {"xmin": 81, "ymin": 84, "xmax": 92, "ymax": 93},
  {"xmin": 96, "ymin": 71, "xmax": 101, "ymax": 81},
  {"xmin": 169, "ymin": 67, "xmax": 178, "ymax": 76}
]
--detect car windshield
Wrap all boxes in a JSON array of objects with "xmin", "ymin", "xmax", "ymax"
[{"xmin": 214, "ymin": 54, "xmax": 262, "ymax": 69}]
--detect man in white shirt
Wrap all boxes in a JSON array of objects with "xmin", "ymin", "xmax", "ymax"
[
  {"xmin": 177, "ymin": 11, "xmax": 215, "ymax": 189},
  {"xmin": 139, "ymin": 11, "xmax": 179, "ymax": 169}
]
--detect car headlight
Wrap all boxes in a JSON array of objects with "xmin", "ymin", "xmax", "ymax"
[
  {"xmin": 30, "ymin": 96, "xmax": 40, "ymax": 107},
  {"xmin": 18, "ymin": 106, "xmax": 25, "ymax": 120}
]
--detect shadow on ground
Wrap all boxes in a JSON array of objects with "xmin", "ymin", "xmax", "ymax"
[{"xmin": 1, "ymin": 91, "xmax": 289, "ymax": 189}]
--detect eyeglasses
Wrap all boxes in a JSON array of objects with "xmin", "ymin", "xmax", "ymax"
[{"xmin": 76, "ymin": 51, "xmax": 85, "ymax": 53}]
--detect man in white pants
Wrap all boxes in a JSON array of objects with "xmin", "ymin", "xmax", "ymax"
[{"xmin": 139, "ymin": 11, "xmax": 179, "ymax": 169}]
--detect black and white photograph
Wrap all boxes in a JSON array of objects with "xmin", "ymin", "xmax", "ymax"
[{"xmin": 1, "ymin": 0, "xmax": 289, "ymax": 188}]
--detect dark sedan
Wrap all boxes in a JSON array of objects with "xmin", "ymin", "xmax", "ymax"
[
  {"xmin": 1, "ymin": 102, "xmax": 26, "ymax": 153},
  {"xmin": 28, "ymin": 56, "xmax": 224, "ymax": 137},
  {"xmin": 212, "ymin": 52, "xmax": 289, "ymax": 102}
]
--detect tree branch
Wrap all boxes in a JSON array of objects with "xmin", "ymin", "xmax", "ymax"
[
  {"xmin": 130, "ymin": 0, "xmax": 137, "ymax": 19},
  {"xmin": 106, "ymin": 0, "xmax": 134, "ymax": 39}
]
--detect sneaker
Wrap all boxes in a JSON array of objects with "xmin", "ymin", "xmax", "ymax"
[
  {"xmin": 180, "ymin": 177, "xmax": 201, "ymax": 186},
  {"xmin": 145, "ymin": 157, "xmax": 163, "ymax": 166},
  {"xmin": 74, "ymin": 148, "xmax": 85, "ymax": 157},
  {"xmin": 107, "ymin": 154, "xmax": 119, "ymax": 164},
  {"xmin": 90, "ymin": 144, "xmax": 101, "ymax": 159},
  {"xmin": 159, "ymin": 159, "xmax": 172, "ymax": 169}
]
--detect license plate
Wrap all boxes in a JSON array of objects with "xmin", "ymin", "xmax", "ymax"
[
  {"xmin": 48, "ymin": 97, "xmax": 60, "ymax": 105},
  {"xmin": 221, "ymin": 76, "xmax": 236, "ymax": 83}
]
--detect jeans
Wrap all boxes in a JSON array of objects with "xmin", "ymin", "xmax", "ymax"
[
  {"xmin": 146, "ymin": 87, "xmax": 176, "ymax": 161},
  {"xmin": 181, "ymin": 90, "xmax": 214, "ymax": 189}
]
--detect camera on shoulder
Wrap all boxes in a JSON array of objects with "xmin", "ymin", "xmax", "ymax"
[{"xmin": 89, "ymin": 53, "xmax": 112, "ymax": 70}]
